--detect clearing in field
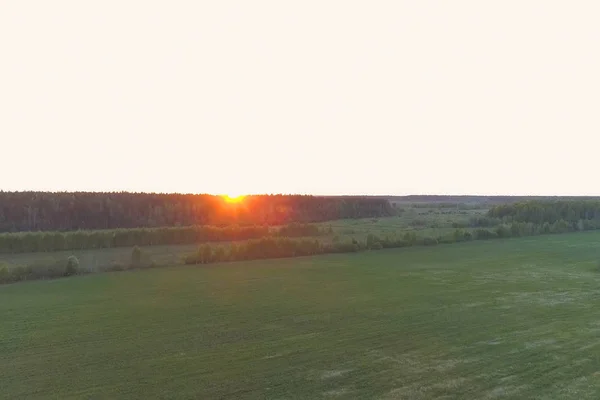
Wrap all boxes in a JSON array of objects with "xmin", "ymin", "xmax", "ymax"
[{"xmin": 3, "ymin": 232, "xmax": 600, "ymax": 399}]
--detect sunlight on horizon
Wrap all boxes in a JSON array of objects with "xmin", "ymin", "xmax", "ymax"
[{"xmin": 222, "ymin": 194, "xmax": 246, "ymax": 204}]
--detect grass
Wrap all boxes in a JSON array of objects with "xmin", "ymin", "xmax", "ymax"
[
  {"xmin": 0, "ymin": 242, "xmax": 200, "ymax": 272},
  {"xmin": 4, "ymin": 232, "xmax": 600, "ymax": 398},
  {"xmin": 322, "ymin": 208, "xmax": 485, "ymax": 237}
]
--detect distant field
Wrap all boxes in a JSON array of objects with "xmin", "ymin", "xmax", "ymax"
[
  {"xmin": 3, "ymin": 232, "xmax": 600, "ymax": 398},
  {"xmin": 321, "ymin": 207, "xmax": 485, "ymax": 238}
]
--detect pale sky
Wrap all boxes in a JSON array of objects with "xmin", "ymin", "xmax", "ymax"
[{"xmin": 1, "ymin": 1, "xmax": 599, "ymax": 196}]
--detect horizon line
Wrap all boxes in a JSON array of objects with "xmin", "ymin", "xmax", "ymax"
[{"xmin": 3, "ymin": 190, "xmax": 600, "ymax": 198}]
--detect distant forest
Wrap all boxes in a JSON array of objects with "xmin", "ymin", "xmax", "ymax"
[
  {"xmin": 488, "ymin": 200, "xmax": 600, "ymax": 225},
  {"xmin": 387, "ymin": 195, "xmax": 600, "ymax": 205},
  {"xmin": 0, "ymin": 192, "xmax": 395, "ymax": 232}
]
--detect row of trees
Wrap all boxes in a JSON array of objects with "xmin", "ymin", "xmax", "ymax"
[
  {"xmin": 0, "ymin": 223, "xmax": 326, "ymax": 254},
  {"xmin": 457, "ymin": 212, "xmax": 600, "ymax": 231},
  {"xmin": 468, "ymin": 218, "xmax": 597, "ymax": 240},
  {"xmin": 488, "ymin": 200, "xmax": 600, "ymax": 225},
  {"xmin": 185, "ymin": 217, "xmax": 600, "ymax": 266},
  {"xmin": 183, "ymin": 230, "xmax": 480, "ymax": 265},
  {"xmin": 0, "ymin": 192, "xmax": 394, "ymax": 232}
]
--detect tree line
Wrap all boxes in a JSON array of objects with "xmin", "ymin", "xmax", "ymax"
[
  {"xmin": 0, "ymin": 223, "xmax": 326, "ymax": 254},
  {"xmin": 488, "ymin": 200, "xmax": 600, "ymax": 226},
  {"xmin": 0, "ymin": 192, "xmax": 394, "ymax": 232},
  {"xmin": 183, "ymin": 218, "xmax": 600, "ymax": 267}
]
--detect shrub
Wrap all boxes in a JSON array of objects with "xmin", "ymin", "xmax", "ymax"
[
  {"xmin": 393, "ymin": 239, "xmax": 410, "ymax": 248},
  {"xmin": 422, "ymin": 237, "xmax": 438, "ymax": 246},
  {"xmin": 185, "ymin": 244, "xmax": 214, "ymax": 265},
  {"xmin": 438, "ymin": 235, "xmax": 456, "ymax": 244},
  {"xmin": 551, "ymin": 219, "xmax": 571, "ymax": 234},
  {"xmin": 380, "ymin": 236, "xmax": 399, "ymax": 248},
  {"xmin": 10, "ymin": 265, "xmax": 31, "ymax": 282},
  {"xmin": 403, "ymin": 232, "xmax": 417, "ymax": 245},
  {"xmin": 409, "ymin": 219, "xmax": 427, "ymax": 227},
  {"xmin": 199, "ymin": 244, "xmax": 214, "ymax": 263},
  {"xmin": 0, "ymin": 264, "xmax": 9, "ymax": 283},
  {"xmin": 131, "ymin": 246, "xmax": 142, "ymax": 268},
  {"xmin": 510, "ymin": 222, "xmax": 524, "ymax": 237},
  {"xmin": 65, "ymin": 256, "xmax": 80, "ymax": 276},
  {"xmin": 214, "ymin": 246, "xmax": 227, "ymax": 262},
  {"xmin": 542, "ymin": 222, "xmax": 551, "ymax": 234},
  {"xmin": 495, "ymin": 225, "xmax": 511, "ymax": 238},
  {"xmin": 452, "ymin": 229, "xmax": 469, "ymax": 242},
  {"xmin": 275, "ymin": 223, "xmax": 321, "ymax": 238},
  {"xmin": 474, "ymin": 229, "xmax": 497, "ymax": 240},
  {"xmin": 366, "ymin": 234, "xmax": 380, "ymax": 249},
  {"xmin": 371, "ymin": 241, "xmax": 383, "ymax": 250}
]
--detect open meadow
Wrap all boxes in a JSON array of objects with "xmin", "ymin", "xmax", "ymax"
[{"xmin": 3, "ymin": 231, "xmax": 600, "ymax": 399}]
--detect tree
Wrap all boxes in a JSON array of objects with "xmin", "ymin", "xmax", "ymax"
[
  {"xmin": 131, "ymin": 246, "xmax": 142, "ymax": 267},
  {"xmin": 65, "ymin": 256, "xmax": 80, "ymax": 276}
]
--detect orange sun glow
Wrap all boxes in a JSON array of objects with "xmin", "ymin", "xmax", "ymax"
[{"xmin": 222, "ymin": 194, "xmax": 246, "ymax": 203}]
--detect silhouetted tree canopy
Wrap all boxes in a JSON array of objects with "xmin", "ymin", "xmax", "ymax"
[
  {"xmin": 0, "ymin": 192, "xmax": 394, "ymax": 232},
  {"xmin": 488, "ymin": 200, "xmax": 600, "ymax": 225}
]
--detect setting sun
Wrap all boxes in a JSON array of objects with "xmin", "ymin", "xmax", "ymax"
[{"xmin": 222, "ymin": 194, "xmax": 246, "ymax": 204}]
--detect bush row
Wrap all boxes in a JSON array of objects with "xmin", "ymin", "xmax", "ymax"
[
  {"xmin": 182, "ymin": 231, "xmax": 466, "ymax": 265},
  {"xmin": 0, "ymin": 223, "xmax": 325, "ymax": 254},
  {"xmin": 184, "ymin": 219, "xmax": 597, "ymax": 266},
  {"xmin": 452, "ymin": 216, "xmax": 600, "ymax": 232},
  {"xmin": 0, "ymin": 246, "xmax": 151, "ymax": 284},
  {"xmin": 0, "ymin": 255, "xmax": 81, "ymax": 284}
]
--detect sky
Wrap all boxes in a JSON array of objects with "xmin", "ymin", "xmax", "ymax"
[{"xmin": 1, "ymin": 1, "xmax": 599, "ymax": 196}]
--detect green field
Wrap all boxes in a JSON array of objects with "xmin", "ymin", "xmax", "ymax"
[{"xmin": 3, "ymin": 232, "xmax": 600, "ymax": 399}]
